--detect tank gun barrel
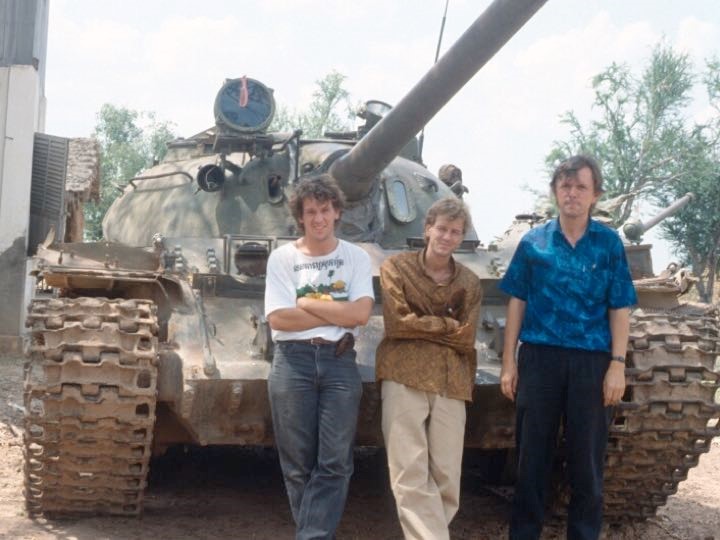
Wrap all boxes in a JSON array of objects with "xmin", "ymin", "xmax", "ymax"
[
  {"xmin": 623, "ymin": 192, "xmax": 694, "ymax": 243},
  {"xmin": 329, "ymin": 0, "xmax": 548, "ymax": 200}
]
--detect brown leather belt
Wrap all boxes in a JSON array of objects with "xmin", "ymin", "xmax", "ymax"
[
  {"xmin": 279, "ymin": 333, "xmax": 355, "ymax": 356},
  {"xmin": 283, "ymin": 337, "xmax": 335, "ymax": 346}
]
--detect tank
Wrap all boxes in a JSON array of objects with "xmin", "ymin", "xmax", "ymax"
[{"xmin": 23, "ymin": 0, "xmax": 718, "ymax": 521}]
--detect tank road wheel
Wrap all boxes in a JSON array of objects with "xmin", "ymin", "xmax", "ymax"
[
  {"xmin": 23, "ymin": 297, "xmax": 159, "ymax": 517},
  {"xmin": 603, "ymin": 303, "xmax": 720, "ymax": 520}
]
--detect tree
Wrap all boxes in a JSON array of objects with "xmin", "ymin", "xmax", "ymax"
[
  {"xmin": 545, "ymin": 45, "xmax": 720, "ymax": 302},
  {"xmin": 654, "ymin": 159, "xmax": 719, "ymax": 302},
  {"xmin": 546, "ymin": 44, "xmax": 694, "ymax": 224},
  {"xmin": 270, "ymin": 71, "xmax": 354, "ymax": 137},
  {"xmin": 84, "ymin": 104, "xmax": 175, "ymax": 240},
  {"xmin": 653, "ymin": 57, "xmax": 720, "ymax": 302}
]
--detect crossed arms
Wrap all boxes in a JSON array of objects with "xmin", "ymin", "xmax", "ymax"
[
  {"xmin": 267, "ymin": 296, "xmax": 373, "ymax": 331},
  {"xmin": 380, "ymin": 260, "xmax": 480, "ymax": 355}
]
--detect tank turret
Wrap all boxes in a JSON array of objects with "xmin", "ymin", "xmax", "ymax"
[
  {"xmin": 622, "ymin": 192, "xmax": 694, "ymax": 243},
  {"xmin": 102, "ymin": 0, "xmax": 547, "ymax": 248},
  {"xmin": 621, "ymin": 192, "xmax": 694, "ymax": 279}
]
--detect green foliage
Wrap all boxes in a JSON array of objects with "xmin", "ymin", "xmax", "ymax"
[
  {"xmin": 654, "ymin": 166, "xmax": 719, "ymax": 302},
  {"xmin": 546, "ymin": 45, "xmax": 720, "ymax": 302},
  {"xmin": 84, "ymin": 104, "xmax": 175, "ymax": 240},
  {"xmin": 653, "ymin": 56, "xmax": 720, "ymax": 302},
  {"xmin": 546, "ymin": 44, "xmax": 694, "ymax": 224},
  {"xmin": 270, "ymin": 71, "xmax": 354, "ymax": 137}
]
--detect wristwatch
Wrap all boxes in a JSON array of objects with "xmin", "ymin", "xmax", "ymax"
[{"xmin": 611, "ymin": 355, "xmax": 626, "ymax": 365}]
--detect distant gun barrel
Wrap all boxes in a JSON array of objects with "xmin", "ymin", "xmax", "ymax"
[
  {"xmin": 329, "ymin": 0, "xmax": 548, "ymax": 200},
  {"xmin": 623, "ymin": 192, "xmax": 694, "ymax": 243}
]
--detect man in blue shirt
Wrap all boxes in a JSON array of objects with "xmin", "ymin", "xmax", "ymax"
[{"xmin": 499, "ymin": 155, "xmax": 637, "ymax": 540}]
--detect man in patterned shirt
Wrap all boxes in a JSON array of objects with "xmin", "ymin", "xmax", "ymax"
[
  {"xmin": 499, "ymin": 155, "xmax": 637, "ymax": 540},
  {"xmin": 376, "ymin": 197, "xmax": 482, "ymax": 540}
]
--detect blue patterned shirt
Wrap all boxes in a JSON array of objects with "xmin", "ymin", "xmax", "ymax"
[{"xmin": 499, "ymin": 218, "xmax": 637, "ymax": 352}]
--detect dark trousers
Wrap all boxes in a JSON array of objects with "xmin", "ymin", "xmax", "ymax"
[
  {"xmin": 509, "ymin": 343, "xmax": 613, "ymax": 540},
  {"xmin": 268, "ymin": 341, "xmax": 362, "ymax": 540}
]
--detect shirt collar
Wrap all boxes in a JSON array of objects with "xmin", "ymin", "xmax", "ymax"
[
  {"xmin": 417, "ymin": 248, "xmax": 459, "ymax": 283},
  {"xmin": 549, "ymin": 217, "xmax": 601, "ymax": 245}
]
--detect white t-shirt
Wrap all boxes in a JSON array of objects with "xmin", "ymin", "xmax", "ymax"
[{"xmin": 264, "ymin": 239, "xmax": 374, "ymax": 341}]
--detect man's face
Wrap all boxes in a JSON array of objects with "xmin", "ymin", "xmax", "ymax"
[
  {"xmin": 299, "ymin": 197, "xmax": 340, "ymax": 243},
  {"xmin": 553, "ymin": 166, "xmax": 600, "ymax": 220},
  {"xmin": 424, "ymin": 214, "xmax": 465, "ymax": 259}
]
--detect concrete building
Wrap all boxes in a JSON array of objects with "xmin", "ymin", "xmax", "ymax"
[{"xmin": 0, "ymin": 0, "xmax": 49, "ymax": 353}]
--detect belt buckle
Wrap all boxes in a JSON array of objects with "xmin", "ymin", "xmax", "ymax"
[{"xmin": 310, "ymin": 337, "xmax": 328, "ymax": 346}]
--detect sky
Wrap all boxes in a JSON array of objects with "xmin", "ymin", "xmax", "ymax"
[{"xmin": 44, "ymin": 0, "xmax": 720, "ymax": 269}]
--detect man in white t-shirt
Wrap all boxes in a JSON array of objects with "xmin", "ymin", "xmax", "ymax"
[{"xmin": 264, "ymin": 173, "xmax": 374, "ymax": 540}]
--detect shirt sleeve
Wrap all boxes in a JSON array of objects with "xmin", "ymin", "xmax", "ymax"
[
  {"xmin": 450, "ymin": 278, "xmax": 483, "ymax": 351},
  {"xmin": 348, "ymin": 248, "xmax": 375, "ymax": 302},
  {"xmin": 607, "ymin": 236, "xmax": 638, "ymax": 309},
  {"xmin": 264, "ymin": 248, "xmax": 297, "ymax": 317},
  {"xmin": 380, "ymin": 258, "xmax": 455, "ymax": 336},
  {"xmin": 499, "ymin": 238, "xmax": 530, "ymax": 301}
]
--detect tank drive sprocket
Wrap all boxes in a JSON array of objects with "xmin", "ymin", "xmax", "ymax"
[
  {"xmin": 603, "ymin": 303, "xmax": 720, "ymax": 519},
  {"xmin": 23, "ymin": 297, "xmax": 159, "ymax": 516}
]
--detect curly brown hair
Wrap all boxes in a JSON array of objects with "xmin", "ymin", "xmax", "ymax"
[{"xmin": 289, "ymin": 174, "xmax": 346, "ymax": 233}]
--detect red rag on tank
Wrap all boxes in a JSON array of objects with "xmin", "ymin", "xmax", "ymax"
[{"xmin": 239, "ymin": 76, "xmax": 249, "ymax": 107}]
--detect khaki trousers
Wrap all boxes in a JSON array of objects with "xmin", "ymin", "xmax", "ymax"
[{"xmin": 381, "ymin": 380, "xmax": 466, "ymax": 540}]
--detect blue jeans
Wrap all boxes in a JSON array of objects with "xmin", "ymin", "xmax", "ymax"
[
  {"xmin": 510, "ymin": 343, "xmax": 613, "ymax": 540},
  {"xmin": 268, "ymin": 341, "xmax": 363, "ymax": 540}
]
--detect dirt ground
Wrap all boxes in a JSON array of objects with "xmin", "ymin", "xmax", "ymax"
[{"xmin": 1, "ymin": 354, "xmax": 718, "ymax": 540}]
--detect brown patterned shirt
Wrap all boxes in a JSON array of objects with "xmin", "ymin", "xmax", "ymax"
[{"xmin": 376, "ymin": 250, "xmax": 482, "ymax": 402}]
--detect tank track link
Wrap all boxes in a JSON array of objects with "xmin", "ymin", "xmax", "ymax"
[
  {"xmin": 603, "ymin": 303, "xmax": 720, "ymax": 519},
  {"xmin": 23, "ymin": 297, "xmax": 159, "ymax": 516}
]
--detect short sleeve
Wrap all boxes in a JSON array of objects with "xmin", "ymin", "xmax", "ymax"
[
  {"xmin": 264, "ymin": 248, "xmax": 297, "ymax": 317},
  {"xmin": 348, "ymin": 247, "xmax": 375, "ymax": 302},
  {"xmin": 607, "ymin": 237, "xmax": 638, "ymax": 309},
  {"xmin": 500, "ymin": 238, "xmax": 531, "ymax": 301}
]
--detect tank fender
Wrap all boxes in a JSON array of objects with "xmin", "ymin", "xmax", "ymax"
[{"xmin": 159, "ymin": 280, "xmax": 214, "ymax": 401}]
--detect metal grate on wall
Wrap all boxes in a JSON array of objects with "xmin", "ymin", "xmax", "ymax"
[{"xmin": 28, "ymin": 132, "xmax": 68, "ymax": 255}]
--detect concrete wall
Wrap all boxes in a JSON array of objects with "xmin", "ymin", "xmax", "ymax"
[
  {"xmin": 0, "ymin": 64, "xmax": 41, "ymax": 352},
  {"xmin": 0, "ymin": 0, "xmax": 49, "ymax": 353}
]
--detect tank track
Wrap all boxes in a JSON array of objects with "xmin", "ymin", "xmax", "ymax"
[
  {"xmin": 23, "ymin": 297, "xmax": 159, "ymax": 516},
  {"xmin": 603, "ymin": 303, "xmax": 720, "ymax": 519}
]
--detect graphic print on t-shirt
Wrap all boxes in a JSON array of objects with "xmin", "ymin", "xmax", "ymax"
[{"xmin": 294, "ymin": 257, "xmax": 349, "ymax": 301}]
